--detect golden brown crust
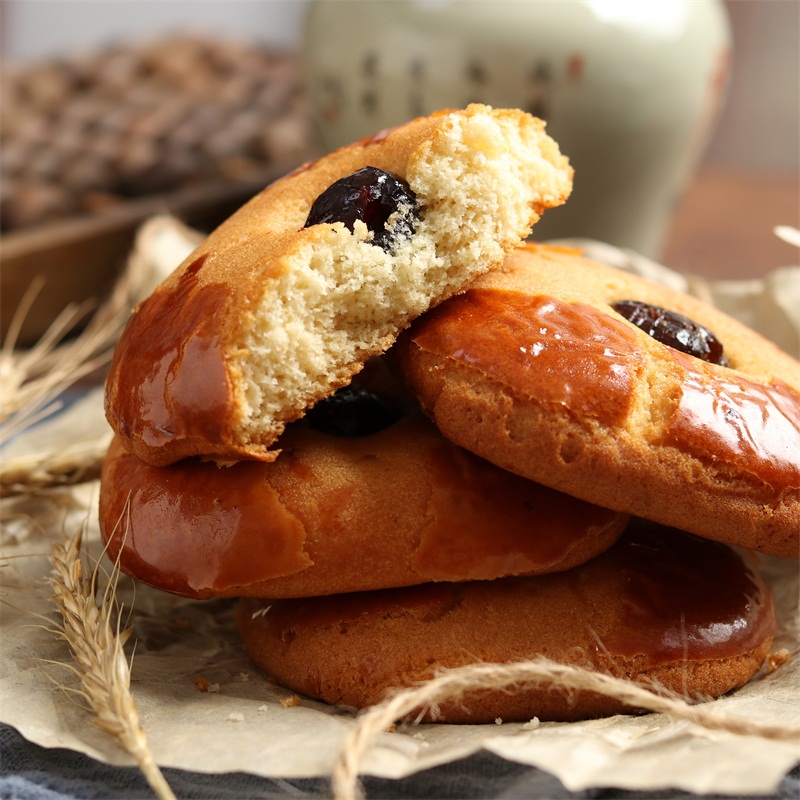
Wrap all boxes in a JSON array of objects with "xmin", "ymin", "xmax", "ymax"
[
  {"xmin": 99, "ymin": 410, "xmax": 626, "ymax": 599},
  {"xmin": 236, "ymin": 523, "xmax": 776, "ymax": 723},
  {"xmin": 394, "ymin": 244, "xmax": 800, "ymax": 558},
  {"xmin": 104, "ymin": 106, "xmax": 572, "ymax": 466}
]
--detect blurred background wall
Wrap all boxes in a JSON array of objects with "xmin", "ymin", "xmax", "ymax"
[
  {"xmin": 3, "ymin": 0, "xmax": 797, "ymax": 173},
  {"xmin": 2, "ymin": 0, "xmax": 798, "ymax": 284},
  {"xmin": 1, "ymin": 1, "xmax": 305, "ymax": 60},
  {"xmin": 706, "ymin": 0, "xmax": 798, "ymax": 173}
]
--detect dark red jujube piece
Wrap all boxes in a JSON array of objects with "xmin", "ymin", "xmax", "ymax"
[
  {"xmin": 303, "ymin": 166, "xmax": 419, "ymax": 251},
  {"xmin": 613, "ymin": 299, "xmax": 729, "ymax": 366},
  {"xmin": 306, "ymin": 385, "xmax": 403, "ymax": 437}
]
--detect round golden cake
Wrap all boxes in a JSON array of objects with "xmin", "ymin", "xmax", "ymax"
[
  {"xmin": 99, "ymin": 406, "xmax": 625, "ymax": 600},
  {"xmin": 237, "ymin": 522, "xmax": 776, "ymax": 723},
  {"xmin": 104, "ymin": 105, "xmax": 572, "ymax": 467},
  {"xmin": 394, "ymin": 244, "xmax": 800, "ymax": 558}
]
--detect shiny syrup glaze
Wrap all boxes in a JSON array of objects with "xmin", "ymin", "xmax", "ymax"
[
  {"xmin": 273, "ymin": 417, "xmax": 623, "ymax": 583},
  {"xmin": 415, "ymin": 438, "xmax": 622, "ymax": 580},
  {"xmin": 599, "ymin": 523, "xmax": 775, "ymax": 663},
  {"xmin": 412, "ymin": 290, "xmax": 800, "ymax": 487},
  {"xmin": 100, "ymin": 439, "xmax": 310, "ymax": 598},
  {"xmin": 100, "ymin": 413, "xmax": 624, "ymax": 597},
  {"xmin": 410, "ymin": 290, "xmax": 642, "ymax": 423},
  {"xmin": 665, "ymin": 351, "xmax": 800, "ymax": 488},
  {"xmin": 250, "ymin": 523, "xmax": 774, "ymax": 667},
  {"xmin": 107, "ymin": 256, "xmax": 233, "ymax": 451}
]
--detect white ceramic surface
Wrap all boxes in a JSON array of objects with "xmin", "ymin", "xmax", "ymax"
[{"xmin": 303, "ymin": 0, "xmax": 731, "ymax": 257}]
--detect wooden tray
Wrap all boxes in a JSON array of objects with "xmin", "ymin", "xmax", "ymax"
[{"xmin": 1, "ymin": 167, "xmax": 292, "ymax": 346}]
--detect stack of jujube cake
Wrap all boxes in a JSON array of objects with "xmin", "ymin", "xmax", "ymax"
[{"xmin": 100, "ymin": 105, "xmax": 798, "ymax": 723}]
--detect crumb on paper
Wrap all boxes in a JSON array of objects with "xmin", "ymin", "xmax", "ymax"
[
  {"xmin": 767, "ymin": 650, "xmax": 791, "ymax": 673},
  {"xmin": 280, "ymin": 695, "xmax": 300, "ymax": 708},
  {"xmin": 495, "ymin": 717, "xmax": 503, "ymax": 725},
  {"xmin": 385, "ymin": 722, "xmax": 396, "ymax": 733},
  {"xmin": 521, "ymin": 717, "xmax": 541, "ymax": 730},
  {"xmin": 237, "ymin": 672, "xmax": 251, "ymax": 682},
  {"xmin": 193, "ymin": 675, "xmax": 221, "ymax": 693},
  {"xmin": 227, "ymin": 712, "xmax": 244, "ymax": 722},
  {"xmin": 257, "ymin": 704, "xmax": 270, "ymax": 712}
]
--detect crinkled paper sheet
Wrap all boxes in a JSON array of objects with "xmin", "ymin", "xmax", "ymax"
[{"xmin": 1, "ymin": 225, "xmax": 799, "ymax": 794}]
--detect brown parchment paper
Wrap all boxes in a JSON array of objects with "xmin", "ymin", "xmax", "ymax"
[{"xmin": 1, "ymin": 221, "xmax": 798, "ymax": 793}]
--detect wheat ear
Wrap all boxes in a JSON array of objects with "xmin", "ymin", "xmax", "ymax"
[{"xmin": 50, "ymin": 522, "xmax": 177, "ymax": 800}]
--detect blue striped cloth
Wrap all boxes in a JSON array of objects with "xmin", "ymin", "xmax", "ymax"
[{"xmin": 2, "ymin": 723, "xmax": 798, "ymax": 800}]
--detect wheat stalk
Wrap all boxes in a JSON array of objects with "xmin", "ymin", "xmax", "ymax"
[
  {"xmin": 0, "ymin": 279, "xmax": 127, "ymax": 445},
  {"xmin": 50, "ymin": 522, "xmax": 177, "ymax": 800},
  {"xmin": 332, "ymin": 659, "xmax": 800, "ymax": 800},
  {"xmin": 1, "ymin": 215, "xmax": 199, "ymax": 457},
  {"xmin": 0, "ymin": 213, "xmax": 179, "ymax": 442},
  {"xmin": 0, "ymin": 438, "xmax": 110, "ymax": 498}
]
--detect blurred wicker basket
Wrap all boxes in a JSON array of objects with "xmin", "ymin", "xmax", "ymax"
[{"xmin": 1, "ymin": 35, "xmax": 316, "ymax": 345}]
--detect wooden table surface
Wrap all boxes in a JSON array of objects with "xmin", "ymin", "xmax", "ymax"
[{"xmin": 661, "ymin": 165, "xmax": 799, "ymax": 281}]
